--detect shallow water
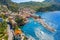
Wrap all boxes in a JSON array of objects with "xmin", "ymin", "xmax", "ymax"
[{"xmin": 21, "ymin": 11, "xmax": 60, "ymax": 40}]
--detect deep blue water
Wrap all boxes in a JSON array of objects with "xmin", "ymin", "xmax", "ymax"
[{"xmin": 21, "ymin": 11, "xmax": 60, "ymax": 40}]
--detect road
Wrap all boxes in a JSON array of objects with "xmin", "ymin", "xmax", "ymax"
[{"xmin": 7, "ymin": 24, "xmax": 13, "ymax": 40}]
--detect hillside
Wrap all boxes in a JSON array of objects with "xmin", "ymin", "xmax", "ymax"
[
  {"xmin": 37, "ymin": 0, "xmax": 60, "ymax": 12},
  {"xmin": 0, "ymin": 0, "xmax": 60, "ymax": 12},
  {"xmin": 0, "ymin": 0, "xmax": 19, "ymax": 12},
  {"xmin": 0, "ymin": 0, "xmax": 52, "ymax": 12},
  {"xmin": 45, "ymin": 0, "xmax": 60, "ymax": 5},
  {"xmin": 0, "ymin": 0, "xmax": 11, "ymax": 5},
  {"xmin": 37, "ymin": 4, "xmax": 60, "ymax": 12},
  {"xmin": 19, "ymin": 1, "xmax": 52, "ymax": 11}
]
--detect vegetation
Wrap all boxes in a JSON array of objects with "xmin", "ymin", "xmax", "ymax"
[
  {"xmin": 15, "ymin": 17, "xmax": 25, "ymax": 26},
  {"xmin": 37, "ymin": 4, "xmax": 60, "ymax": 12},
  {"xmin": 19, "ymin": 1, "xmax": 51, "ymax": 11},
  {"xmin": 0, "ymin": 21, "xmax": 8, "ymax": 40},
  {"xmin": 0, "ymin": 0, "xmax": 53, "ymax": 12},
  {"xmin": 0, "ymin": 0, "xmax": 60, "ymax": 12},
  {"xmin": 0, "ymin": 14, "xmax": 7, "ymax": 19},
  {"xmin": 0, "ymin": 0, "xmax": 19, "ymax": 12}
]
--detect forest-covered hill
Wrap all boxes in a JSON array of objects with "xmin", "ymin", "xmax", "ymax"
[{"xmin": 0, "ymin": 0, "xmax": 60, "ymax": 12}]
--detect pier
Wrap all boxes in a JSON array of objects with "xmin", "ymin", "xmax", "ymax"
[{"xmin": 30, "ymin": 14, "xmax": 56, "ymax": 32}]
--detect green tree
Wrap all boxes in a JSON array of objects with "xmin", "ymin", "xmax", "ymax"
[{"xmin": 15, "ymin": 17, "xmax": 25, "ymax": 26}]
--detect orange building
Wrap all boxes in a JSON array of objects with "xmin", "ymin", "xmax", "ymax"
[{"xmin": 14, "ymin": 30, "xmax": 22, "ymax": 35}]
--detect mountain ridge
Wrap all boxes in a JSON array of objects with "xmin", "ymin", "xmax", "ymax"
[{"xmin": 0, "ymin": 0, "xmax": 60, "ymax": 12}]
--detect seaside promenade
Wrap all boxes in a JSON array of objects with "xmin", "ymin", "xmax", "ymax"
[{"xmin": 7, "ymin": 13, "xmax": 56, "ymax": 32}]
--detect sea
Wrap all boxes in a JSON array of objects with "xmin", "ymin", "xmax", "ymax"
[{"xmin": 21, "ymin": 11, "xmax": 60, "ymax": 40}]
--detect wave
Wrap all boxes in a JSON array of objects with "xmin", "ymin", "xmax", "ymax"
[
  {"xmin": 34, "ymin": 28, "xmax": 54, "ymax": 40},
  {"xmin": 26, "ymin": 34, "xmax": 35, "ymax": 40}
]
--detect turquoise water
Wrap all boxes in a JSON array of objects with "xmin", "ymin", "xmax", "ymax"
[{"xmin": 21, "ymin": 11, "xmax": 60, "ymax": 40}]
